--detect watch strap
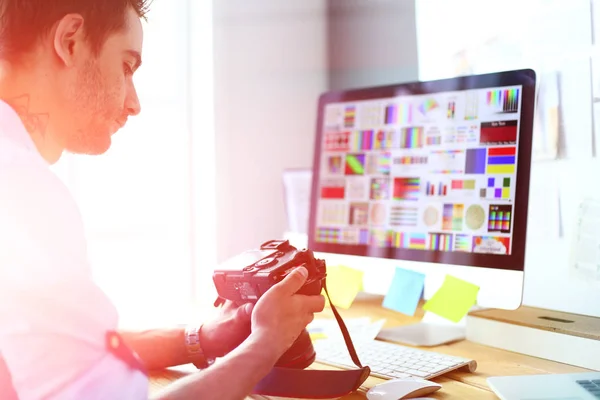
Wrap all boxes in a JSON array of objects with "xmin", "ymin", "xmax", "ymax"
[{"xmin": 185, "ymin": 325, "xmax": 214, "ymax": 369}]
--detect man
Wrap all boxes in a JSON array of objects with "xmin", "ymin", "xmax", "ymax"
[{"xmin": 0, "ymin": 1, "xmax": 325, "ymax": 399}]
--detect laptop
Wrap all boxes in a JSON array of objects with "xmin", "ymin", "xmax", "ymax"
[{"xmin": 488, "ymin": 372, "xmax": 600, "ymax": 400}]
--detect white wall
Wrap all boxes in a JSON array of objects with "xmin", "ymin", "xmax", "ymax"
[
  {"xmin": 327, "ymin": 0, "xmax": 419, "ymax": 89},
  {"xmin": 213, "ymin": 1, "xmax": 329, "ymax": 263},
  {"xmin": 414, "ymin": 0, "xmax": 600, "ymax": 318}
]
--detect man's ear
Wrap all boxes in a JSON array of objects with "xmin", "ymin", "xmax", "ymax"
[{"xmin": 53, "ymin": 14, "xmax": 86, "ymax": 67}]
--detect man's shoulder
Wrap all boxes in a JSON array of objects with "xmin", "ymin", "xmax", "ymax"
[
  {"xmin": 0, "ymin": 144, "xmax": 80, "ymax": 222},
  {"xmin": 0, "ymin": 144, "xmax": 89, "ymax": 282}
]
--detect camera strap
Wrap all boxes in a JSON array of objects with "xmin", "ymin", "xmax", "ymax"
[{"xmin": 252, "ymin": 280, "xmax": 371, "ymax": 398}]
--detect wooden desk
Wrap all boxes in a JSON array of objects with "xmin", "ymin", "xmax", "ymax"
[{"xmin": 149, "ymin": 295, "xmax": 591, "ymax": 399}]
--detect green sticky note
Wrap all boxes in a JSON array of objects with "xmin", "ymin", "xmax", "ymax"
[{"xmin": 423, "ymin": 275, "xmax": 480, "ymax": 323}]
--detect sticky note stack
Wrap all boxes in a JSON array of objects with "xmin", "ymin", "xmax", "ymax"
[
  {"xmin": 423, "ymin": 274, "xmax": 480, "ymax": 323},
  {"xmin": 322, "ymin": 265, "xmax": 364, "ymax": 309},
  {"xmin": 382, "ymin": 267, "xmax": 426, "ymax": 316}
]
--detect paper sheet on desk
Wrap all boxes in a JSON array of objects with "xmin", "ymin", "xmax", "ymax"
[
  {"xmin": 569, "ymin": 198, "xmax": 600, "ymax": 283},
  {"xmin": 308, "ymin": 318, "xmax": 386, "ymax": 342}
]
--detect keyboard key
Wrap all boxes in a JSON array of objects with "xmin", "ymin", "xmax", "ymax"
[{"xmin": 407, "ymin": 369, "xmax": 429, "ymax": 377}]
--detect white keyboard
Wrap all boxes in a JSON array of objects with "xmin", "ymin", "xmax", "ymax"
[{"xmin": 314, "ymin": 338, "xmax": 477, "ymax": 380}]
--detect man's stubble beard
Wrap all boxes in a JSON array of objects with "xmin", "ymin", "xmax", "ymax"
[{"xmin": 64, "ymin": 60, "xmax": 113, "ymax": 155}]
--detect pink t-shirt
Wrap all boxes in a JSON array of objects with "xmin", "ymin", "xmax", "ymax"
[{"xmin": 0, "ymin": 100, "xmax": 148, "ymax": 399}]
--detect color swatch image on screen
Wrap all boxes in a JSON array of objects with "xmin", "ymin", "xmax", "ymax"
[
  {"xmin": 447, "ymin": 101, "xmax": 456, "ymax": 119},
  {"xmin": 487, "ymin": 147, "xmax": 516, "ymax": 174},
  {"xmin": 370, "ymin": 229, "xmax": 390, "ymax": 247},
  {"xmin": 357, "ymin": 229, "xmax": 370, "ymax": 244},
  {"xmin": 389, "ymin": 206, "xmax": 418, "ymax": 227},
  {"xmin": 419, "ymin": 98, "xmax": 439, "ymax": 115},
  {"xmin": 465, "ymin": 92, "xmax": 479, "ymax": 120},
  {"xmin": 370, "ymin": 178, "xmax": 390, "ymax": 200},
  {"xmin": 394, "ymin": 156, "xmax": 428, "ymax": 165},
  {"xmin": 429, "ymin": 149, "xmax": 465, "ymax": 174},
  {"xmin": 317, "ymin": 227, "xmax": 341, "ymax": 243},
  {"xmin": 344, "ymin": 106, "xmax": 356, "ymax": 127},
  {"xmin": 378, "ymin": 130, "xmax": 396, "ymax": 149},
  {"xmin": 393, "ymin": 178, "xmax": 421, "ymax": 200},
  {"xmin": 428, "ymin": 233, "xmax": 453, "ymax": 251},
  {"xmin": 443, "ymin": 204, "xmax": 464, "ymax": 231},
  {"xmin": 488, "ymin": 205, "xmax": 512, "ymax": 233},
  {"xmin": 345, "ymin": 153, "xmax": 366, "ymax": 175},
  {"xmin": 325, "ymin": 132, "xmax": 351, "ymax": 151},
  {"xmin": 320, "ymin": 179, "xmax": 345, "ymax": 199},
  {"xmin": 327, "ymin": 155, "xmax": 343, "ymax": 174},
  {"xmin": 486, "ymin": 88, "xmax": 519, "ymax": 113},
  {"xmin": 359, "ymin": 106, "xmax": 383, "ymax": 128},
  {"xmin": 391, "ymin": 232, "xmax": 426, "ymax": 249},
  {"xmin": 349, "ymin": 203, "xmax": 369, "ymax": 225},
  {"xmin": 473, "ymin": 236, "xmax": 511, "ymax": 254},
  {"xmin": 351, "ymin": 129, "xmax": 395, "ymax": 151},
  {"xmin": 480, "ymin": 177, "xmax": 511, "ymax": 199},
  {"xmin": 367, "ymin": 153, "xmax": 391, "ymax": 175},
  {"xmin": 351, "ymin": 130, "xmax": 374, "ymax": 151},
  {"xmin": 400, "ymin": 127, "xmax": 424, "ymax": 149},
  {"xmin": 480, "ymin": 120, "xmax": 518, "ymax": 145},
  {"xmin": 385, "ymin": 103, "xmax": 412, "ymax": 125},
  {"xmin": 425, "ymin": 181, "xmax": 448, "ymax": 196},
  {"xmin": 465, "ymin": 148, "xmax": 486, "ymax": 174},
  {"xmin": 451, "ymin": 179, "xmax": 476, "ymax": 191},
  {"xmin": 427, "ymin": 136, "xmax": 442, "ymax": 145},
  {"xmin": 454, "ymin": 234, "xmax": 471, "ymax": 252},
  {"xmin": 320, "ymin": 204, "xmax": 346, "ymax": 225}
]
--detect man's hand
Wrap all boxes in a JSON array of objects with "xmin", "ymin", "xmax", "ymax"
[
  {"xmin": 251, "ymin": 266, "xmax": 326, "ymax": 360},
  {"xmin": 200, "ymin": 301, "xmax": 254, "ymax": 359}
]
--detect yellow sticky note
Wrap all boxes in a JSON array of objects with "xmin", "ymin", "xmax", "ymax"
[
  {"xmin": 309, "ymin": 332, "xmax": 328, "ymax": 341},
  {"xmin": 423, "ymin": 274, "xmax": 480, "ymax": 323},
  {"xmin": 322, "ymin": 265, "xmax": 364, "ymax": 309}
]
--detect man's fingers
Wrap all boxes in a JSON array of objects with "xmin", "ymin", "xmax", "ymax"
[
  {"xmin": 304, "ymin": 294, "xmax": 326, "ymax": 312},
  {"xmin": 275, "ymin": 266, "xmax": 309, "ymax": 296}
]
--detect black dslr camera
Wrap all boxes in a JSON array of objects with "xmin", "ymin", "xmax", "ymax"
[{"xmin": 213, "ymin": 240, "xmax": 327, "ymax": 369}]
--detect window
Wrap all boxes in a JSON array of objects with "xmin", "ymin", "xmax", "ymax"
[{"xmin": 50, "ymin": 0, "xmax": 217, "ymax": 328}]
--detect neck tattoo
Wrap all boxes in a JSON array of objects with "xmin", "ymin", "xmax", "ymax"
[{"xmin": 5, "ymin": 94, "xmax": 50, "ymax": 138}]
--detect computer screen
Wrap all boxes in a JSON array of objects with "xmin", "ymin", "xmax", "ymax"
[{"xmin": 308, "ymin": 69, "xmax": 536, "ymax": 272}]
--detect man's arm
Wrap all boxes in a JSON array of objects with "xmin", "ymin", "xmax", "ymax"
[
  {"xmin": 148, "ymin": 267, "xmax": 325, "ymax": 400},
  {"xmin": 120, "ymin": 302, "xmax": 254, "ymax": 370},
  {"xmin": 119, "ymin": 328, "xmax": 189, "ymax": 370},
  {"xmin": 150, "ymin": 332, "xmax": 278, "ymax": 400}
]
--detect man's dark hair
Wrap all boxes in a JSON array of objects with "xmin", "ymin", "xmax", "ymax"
[{"xmin": 0, "ymin": 0, "xmax": 152, "ymax": 63}]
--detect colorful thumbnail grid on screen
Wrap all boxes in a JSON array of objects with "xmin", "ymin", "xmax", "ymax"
[{"xmin": 315, "ymin": 85, "xmax": 522, "ymax": 257}]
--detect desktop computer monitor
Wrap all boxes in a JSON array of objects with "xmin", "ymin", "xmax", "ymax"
[{"xmin": 307, "ymin": 69, "xmax": 536, "ymax": 313}]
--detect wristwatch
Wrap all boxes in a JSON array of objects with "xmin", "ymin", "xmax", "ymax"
[{"xmin": 184, "ymin": 325, "xmax": 215, "ymax": 369}]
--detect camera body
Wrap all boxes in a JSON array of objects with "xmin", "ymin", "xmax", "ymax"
[
  {"xmin": 213, "ymin": 239, "xmax": 326, "ymax": 303},
  {"xmin": 212, "ymin": 239, "xmax": 327, "ymax": 369}
]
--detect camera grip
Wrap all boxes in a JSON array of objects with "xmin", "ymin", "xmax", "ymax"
[{"xmin": 296, "ymin": 279, "xmax": 323, "ymax": 296}]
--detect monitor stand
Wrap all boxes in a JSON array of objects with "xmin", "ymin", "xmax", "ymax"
[{"xmin": 376, "ymin": 311, "xmax": 467, "ymax": 347}]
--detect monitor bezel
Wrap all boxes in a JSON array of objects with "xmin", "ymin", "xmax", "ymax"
[{"xmin": 307, "ymin": 68, "xmax": 536, "ymax": 272}]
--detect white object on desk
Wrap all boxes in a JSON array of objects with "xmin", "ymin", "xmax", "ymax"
[
  {"xmin": 366, "ymin": 377, "xmax": 441, "ymax": 400},
  {"xmin": 376, "ymin": 311, "xmax": 466, "ymax": 347},
  {"xmin": 466, "ymin": 306, "xmax": 600, "ymax": 371},
  {"xmin": 282, "ymin": 169, "xmax": 312, "ymax": 235},
  {"xmin": 487, "ymin": 372, "xmax": 600, "ymax": 400}
]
